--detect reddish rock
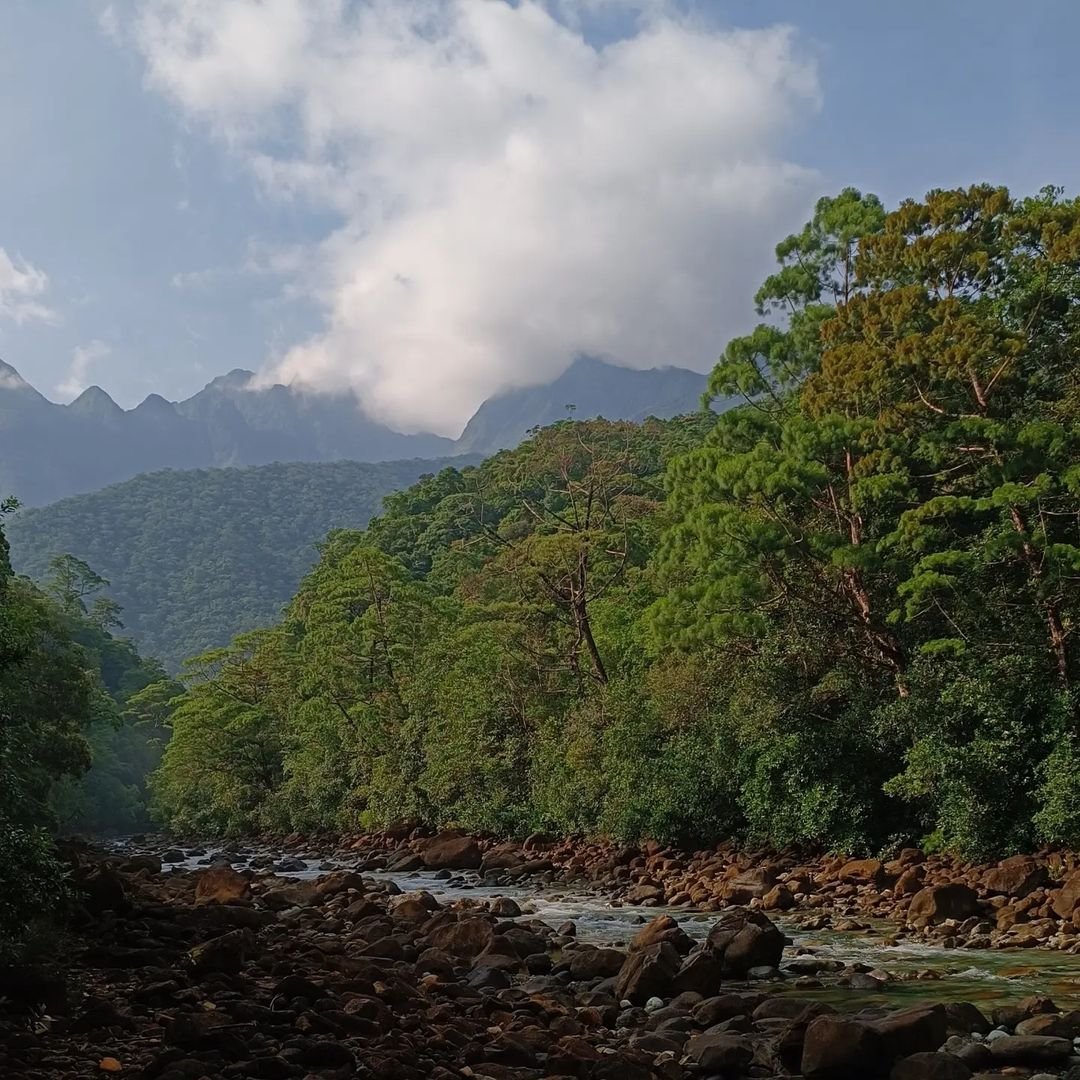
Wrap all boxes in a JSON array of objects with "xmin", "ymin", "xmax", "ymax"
[
  {"xmin": 194, "ymin": 865, "xmax": 251, "ymax": 905},
  {"xmin": 1052, "ymin": 869, "xmax": 1080, "ymax": 918},
  {"xmin": 424, "ymin": 917, "xmax": 494, "ymax": 959},
  {"xmin": 802, "ymin": 1016, "xmax": 884, "ymax": 1078},
  {"xmin": 421, "ymin": 835, "xmax": 482, "ymax": 871},
  {"xmin": 706, "ymin": 908, "xmax": 785, "ymax": 976},
  {"xmin": 838, "ymin": 858, "xmax": 886, "ymax": 887},
  {"xmin": 982, "ymin": 856, "xmax": 1047, "ymax": 898},
  {"xmin": 907, "ymin": 884, "xmax": 979, "ymax": 926},
  {"xmin": 763, "ymin": 884, "xmax": 795, "ymax": 911},
  {"xmin": 889, "ymin": 1052, "xmax": 971, "ymax": 1079},
  {"xmin": 629, "ymin": 915, "xmax": 692, "ymax": 953},
  {"xmin": 614, "ymin": 941, "xmax": 681, "ymax": 1003}
]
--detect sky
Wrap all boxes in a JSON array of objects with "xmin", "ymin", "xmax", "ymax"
[{"xmin": 1, "ymin": 1, "xmax": 1079, "ymax": 436}]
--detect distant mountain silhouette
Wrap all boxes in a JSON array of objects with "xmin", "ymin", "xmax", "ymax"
[
  {"xmin": 457, "ymin": 355, "xmax": 710, "ymax": 454},
  {"xmin": 0, "ymin": 356, "xmax": 716, "ymax": 505}
]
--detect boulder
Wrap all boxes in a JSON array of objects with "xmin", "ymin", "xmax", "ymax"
[
  {"xmin": 890, "ymin": 1052, "xmax": 971, "ymax": 1080},
  {"xmin": 186, "ymin": 930, "xmax": 251, "ymax": 976},
  {"xmin": 1052, "ymin": 869, "xmax": 1080, "ymax": 919},
  {"xmin": 802, "ymin": 1016, "xmax": 884, "ymax": 1078},
  {"xmin": 194, "ymin": 866, "xmax": 251, "ymax": 905},
  {"xmin": 624, "ymin": 883, "xmax": 664, "ymax": 904},
  {"xmin": 629, "ymin": 915, "xmax": 692, "ymax": 953},
  {"xmin": 982, "ymin": 856, "xmax": 1047, "ymax": 898},
  {"xmin": 721, "ymin": 866, "xmax": 777, "ymax": 903},
  {"xmin": 684, "ymin": 1033, "xmax": 754, "ymax": 1072},
  {"xmin": 870, "ymin": 1005, "xmax": 947, "ymax": 1060},
  {"xmin": 79, "ymin": 867, "xmax": 128, "ymax": 915},
  {"xmin": 424, "ymin": 917, "xmax": 494, "ymax": 959},
  {"xmin": 672, "ymin": 950, "xmax": 723, "ymax": 996},
  {"xmin": 421, "ymin": 835, "xmax": 482, "ymax": 871},
  {"xmin": 568, "ymin": 947, "xmax": 626, "ymax": 981},
  {"xmin": 838, "ymin": 858, "xmax": 886, "ymax": 887},
  {"xmin": 763, "ymin": 884, "xmax": 795, "ymax": 911},
  {"xmin": 706, "ymin": 908, "xmax": 785, "ymax": 976},
  {"xmin": 987, "ymin": 1035, "xmax": 1072, "ymax": 1065},
  {"xmin": 615, "ymin": 941, "xmax": 681, "ymax": 1004},
  {"xmin": 907, "ymin": 884, "xmax": 979, "ymax": 926}
]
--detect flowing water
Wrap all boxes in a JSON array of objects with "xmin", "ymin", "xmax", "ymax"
[{"xmin": 156, "ymin": 847, "xmax": 1080, "ymax": 1012}]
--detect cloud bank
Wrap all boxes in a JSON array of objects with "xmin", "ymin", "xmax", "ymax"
[
  {"xmin": 128, "ymin": 0, "xmax": 821, "ymax": 433},
  {"xmin": 58, "ymin": 339, "xmax": 112, "ymax": 400},
  {"xmin": 0, "ymin": 248, "xmax": 56, "ymax": 326}
]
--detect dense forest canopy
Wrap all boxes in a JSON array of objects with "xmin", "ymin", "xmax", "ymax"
[
  {"xmin": 154, "ymin": 184, "xmax": 1080, "ymax": 859},
  {"xmin": 8, "ymin": 457, "xmax": 475, "ymax": 671}
]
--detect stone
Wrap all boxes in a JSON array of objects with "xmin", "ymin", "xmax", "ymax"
[
  {"xmin": 614, "ymin": 941, "xmax": 682, "ymax": 1004},
  {"xmin": 1052, "ymin": 870, "xmax": 1080, "ymax": 919},
  {"xmin": 1015, "ymin": 1013, "xmax": 1079, "ymax": 1039},
  {"xmin": 684, "ymin": 1033, "xmax": 754, "ymax": 1072},
  {"xmin": 79, "ymin": 867, "xmax": 128, "ymax": 915},
  {"xmin": 425, "ymin": 917, "xmax": 494, "ymax": 959},
  {"xmin": 671, "ymin": 950, "xmax": 723, "ymax": 996},
  {"xmin": 802, "ymin": 1016, "xmax": 884, "ymax": 1078},
  {"xmin": 706, "ymin": 908, "xmax": 785, "ymax": 976},
  {"xmin": 982, "ymin": 856, "xmax": 1048, "ymax": 898},
  {"xmin": 987, "ymin": 1035, "xmax": 1072, "ymax": 1065},
  {"xmin": 629, "ymin": 915, "xmax": 692, "ymax": 953},
  {"xmin": 195, "ymin": 865, "xmax": 251, "ymax": 905},
  {"xmin": 763, "ymin": 884, "xmax": 795, "ymax": 911},
  {"xmin": 421, "ymin": 834, "xmax": 483, "ymax": 870},
  {"xmin": 186, "ymin": 929, "xmax": 251, "ymax": 976},
  {"xmin": 568, "ymin": 947, "xmax": 626, "ymax": 980},
  {"xmin": 870, "ymin": 1005, "xmax": 948, "ymax": 1061},
  {"xmin": 908, "ymin": 884, "xmax": 980, "ymax": 926},
  {"xmin": 838, "ymin": 858, "xmax": 886, "ymax": 886},
  {"xmin": 890, "ymin": 1052, "xmax": 972, "ymax": 1080},
  {"xmin": 624, "ymin": 883, "xmax": 664, "ymax": 904},
  {"xmin": 722, "ymin": 866, "xmax": 777, "ymax": 903}
]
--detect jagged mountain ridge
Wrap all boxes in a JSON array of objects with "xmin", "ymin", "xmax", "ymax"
[{"xmin": 0, "ymin": 356, "xmax": 713, "ymax": 505}]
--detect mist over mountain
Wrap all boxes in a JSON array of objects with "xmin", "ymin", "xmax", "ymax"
[{"xmin": 0, "ymin": 357, "xmax": 712, "ymax": 505}]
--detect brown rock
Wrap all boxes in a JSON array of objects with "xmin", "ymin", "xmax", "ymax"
[
  {"xmin": 890, "ymin": 1052, "xmax": 971, "ymax": 1080},
  {"xmin": 838, "ymin": 858, "xmax": 886, "ymax": 887},
  {"xmin": 194, "ymin": 865, "xmax": 251, "ymax": 905},
  {"xmin": 987, "ymin": 1034, "xmax": 1072, "ymax": 1065},
  {"xmin": 706, "ymin": 908, "xmax": 785, "ymax": 975},
  {"xmin": 802, "ymin": 1016, "xmax": 884, "ymax": 1078},
  {"xmin": 1052, "ymin": 869, "xmax": 1080, "ymax": 918},
  {"xmin": 425, "ymin": 917, "xmax": 494, "ymax": 959},
  {"xmin": 871, "ymin": 1005, "xmax": 947, "ymax": 1060},
  {"xmin": 624, "ymin": 883, "xmax": 664, "ymax": 904},
  {"xmin": 629, "ymin": 915, "xmax": 692, "ymax": 953},
  {"xmin": 982, "ymin": 856, "xmax": 1048, "ymax": 898},
  {"xmin": 894, "ymin": 866, "xmax": 925, "ymax": 896},
  {"xmin": 685, "ymin": 1033, "xmax": 754, "ymax": 1072},
  {"xmin": 568, "ymin": 947, "xmax": 626, "ymax": 980},
  {"xmin": 908, "ymin": 885, "xmax": 979, "ymax": 926},
  {"xmin": 672, "ymin": 950, "xmax": 723, "ymax": 996},
  {"xmin": 615, "ymin": 941, "xmax": 681, "ymax": 1003},
  {"xmin": 763, "ymin": 884, "xmax": 795, "ymax": 911},
  {"xmin": 421, "ymin": 834, "xmax": 482, "ymax": 870},
  {"xmin": 186, "ymin": 929, "xmax": 252, "ymax": 976}
]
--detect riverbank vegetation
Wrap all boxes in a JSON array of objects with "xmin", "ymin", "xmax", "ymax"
[{"xmin": 153, "ymin": 185, "xmax": 1080, "ymax": 861}]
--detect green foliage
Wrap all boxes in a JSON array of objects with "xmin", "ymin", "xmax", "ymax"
[
  {"xmin": 153, "ymin": 183, "xmax": 1080, "ymax": 860},
  {"xmin": 7, "ymin": 458, "xmax": 474, "ymax": 670}
]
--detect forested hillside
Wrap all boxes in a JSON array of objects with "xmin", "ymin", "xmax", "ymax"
[
  {"xmin": 154, "ymin": 185, "xmax": 1080, "ymax": 860},
  {"xmin": 0, "ymin": 515, "xmax": 176, "ymax": 954},
  {"xmin": 8, "ymin": 457, "xmax": 473, "ymax": 670}
]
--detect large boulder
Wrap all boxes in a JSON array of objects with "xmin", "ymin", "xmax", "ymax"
[
  {"xmin": 890, "ymin": 1053, "xmax": 971, "ymax": 1080},
  {"xmin": 987, "ymin": 1035, "xmax": 1072, "ymax": 1066},
  {"xmin": 982, "ymin": 856, "xmax": 1047, "ymax": 898},
  {"xmin": 907, "ymin": 884, "xmax": 979, "ymax": 926},
  {"xmin": 421, "ymin": 834, "xmax": 482, "ymax": 871},
  {"xmin": 802, "ymin": 1016, "xmax": 884, "ymax": 1078},
  {"xmin": 424, "ymin": 917, "xmax": 494, "ymax": 959},
  {"xmin": 838, "ymin": 858, "xmax": 887, "ymax": 887},
  {"xmin": 870, "ymin": 1005, "xmax": 947, "ymax": 1060},
  {"xmin": 721, "ymin": 866, "xmax": 777, "ymax": 903},
  {"xmin": 79, "ymin": 866, "xmax": 129, "ymax": 915},
  {"xmin": 672, "ymin": 950, "xmax": 723, "ymax": 996},
  {"xmin": 194, "ymin": 865, "xmax": 251, "ymax": 905},
  {"xmin": 684, "ymin": 1033, "xmax": 754, "ymax": 1072},
  {"xmin": 1052, "ymin": 869, "xmax": 1080, "ymax": 919},
  {"xmin": 629, "ymin": 915, "xmax": 693, "ymax": 954},
  {"xmin": 614, "ymin": 941, "xmax": 681, "ymax": 1004},
  {"xmin": 567, "ymin": 947, "xmax": 626, "ymax": 980},
  {"xmin": 706, "ymin": 908, "xmax": 785, "ymax": 976}
]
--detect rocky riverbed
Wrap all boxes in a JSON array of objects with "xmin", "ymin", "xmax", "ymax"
[{"xmin": 4, "ymin": 829, "xmax": 1080, "ymax": 1078}]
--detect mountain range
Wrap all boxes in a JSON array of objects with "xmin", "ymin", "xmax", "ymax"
[{"xmin": 0, "ymin": 356, "xmax": 710, "ymax": 506}]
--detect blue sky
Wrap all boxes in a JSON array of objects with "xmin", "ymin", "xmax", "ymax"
[{"xmin": 1, "ymin": 0, "xmax": 1079, "ymax": 434}]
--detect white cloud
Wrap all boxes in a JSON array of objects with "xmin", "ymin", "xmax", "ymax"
[
  {"xmin": 58, "ymin": 340, "xmax": 112, "ymax": 399},
  {"xmin": 127, "ymin": 0, "xmax": 821, "ymax": 434},
  {"xmin": 0, "ymin": 248, "xmax": 57, "ymax": 325}
]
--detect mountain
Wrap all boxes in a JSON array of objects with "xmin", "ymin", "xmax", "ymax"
[
  {"xmin": 0, "ymin": 356, "xmax": 713, "ymax": 505},
  {"xmin": 457, "ymin": 356, "xmax": 710, "ymax": 453},
  {"xmin": 0, "ymin": 361, "xmax": 456, "ymax": 506},
  {"xmin": 7, "ymin": 457, "xmax": 474, "ymax": 670}
]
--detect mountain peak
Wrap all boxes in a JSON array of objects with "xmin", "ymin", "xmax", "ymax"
[
  {"xmin": 0, "ymin": 359, "xmax": 32, "ymax": 390},
  {"xmin": 68, "ymin": 385, "xmax": 122, "ymax": 417},
  {"xmin": 207, "ymin": 369, "xmax": 257, "ymax": 391}
]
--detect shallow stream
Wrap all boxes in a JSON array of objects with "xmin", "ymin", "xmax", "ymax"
[{"xmin": 158, "ymin": 847, "xmax": 1080, "ymax": 1012}]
